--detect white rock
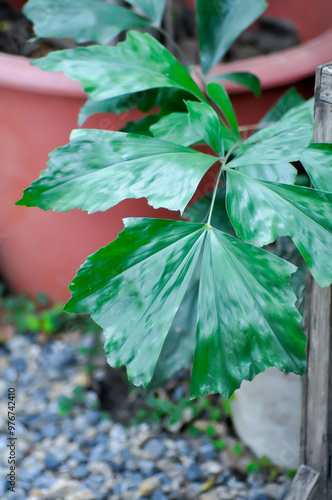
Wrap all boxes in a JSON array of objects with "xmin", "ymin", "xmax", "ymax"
[
  {"xmin": 231, "ymin": 368, "xmax": 302, "ymax": 469},
  {"xmin": 139, "ymin": 477, "xmax": 160, "ymax": 496},
  {"xmin": 43, "ymin": 479, "xmax": 96, "ymax": 499},
  {"xmin": 200, "ymin": 460, "xmax": 224, "ymax": 475}
]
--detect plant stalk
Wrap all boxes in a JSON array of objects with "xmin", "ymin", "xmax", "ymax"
[{"xmin": 207, "ymin": 146, "xmax": 238, "ymax": 226}]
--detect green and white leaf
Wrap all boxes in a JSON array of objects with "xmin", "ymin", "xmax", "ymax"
[
  {"xmin": 229, "ymin": 125, "xmax": 312, "ymax": 184},
  {"xmin": 186, "ymin": 101, "xmax": 224, "ymax": 156},
  {"xmin": 123, "ymin": 115, "xmax": 160, "ymax": 136},
  {"xmin": 300, "ymin": 144, "xmax": 332, "ymax": 192},
  {"xmin": 246, "ymin": 98, "xmax": 314, "ymax": 146},
  {"xmin": 65, "ymin": 218, "xmax": 306, "ymax": 398},
  {"xmin": 151, "ymin": 111, "xmax": 237, "ymax": 150},
  {"xmin": 259, "ymin": 88, "xmax": 306, "ymax": 126},
  {"xmin": 78, "ymin": 91, "xmax": 158, "ymax": 127},
  {"xmin": 66, "ymin": 219, "xmax": 207, "ymax": 388},
  {"xmin": 209, "ymin": 71, "xmax": 261, "ymax": 97},
  {"xmin": 190, "ymin": 227, "xmax": 305, "ymax": 398},
  {"xmin": 17, "ymin": 129, "xmax": 217, "ymax": 214},
  {"xmin": 197, "ymin": 0, "xmax": 268, "ymax": 74},
  {"xmin": 126, "ymin": 0, "xmax": 167, "ymax": 23},
  {"xmin": 150, "ymin": 112, "xmax": 202, "ymax": 147},
  {"xmin": 149, "ymin": 279, "xmax": 200, "ymax": 390},
  {"xmin": 24, "ymin": 0, "xmax": 151, "ymax": 44},
  {"xmin": 32, "ymin": 31, "xmax": 206, "ymax": 103},
  {"xmin": 233, "ymin": 163, "xmax": 298, "ymax": 184},
  {"xmin": 226, "ymin": 169, "xmax": 332, "ymax": 287},
  {"xmin": 207, "ymin": 83, "xmax": 240, "ymax": 138},
  {"xmin": 79, "ymin": 88, "xmax": 193, "ymax": 127},
  {"xmin": 229, "ymin": 125, "xmax": 312, "ymax": 183}
]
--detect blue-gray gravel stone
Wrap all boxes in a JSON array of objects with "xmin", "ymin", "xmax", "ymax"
[
  {"xmin": 98, "ymin": 419, "xmax": 112, "ymax": 434},
  {"xmin": 70, "ymin": 449, "xmax": 88, "ymax": 463},
  {"xmin": 18, "ymin": 481, "xmax": 31, "ymax": 493},
  {"xmin": 276, "ymin": 480, "xmax": 292, "ymax": 500},
  {"xmin": 71, "ymin": 465, "xmax": 89, "ymax": 479},
  {"xmin": 199, "ymin": 443, "xmax": 216, "ymax": 460},
  {"xmin": 41, "ymin": 423, "xmax": 59, "ymax": 439},
  {"xmin": 73, "ymin": 414, "xmax": 89, "ymax": 432},
  {"xmin": 85, "ymin": 475, "xmax": 105, "ymax": 491},
  {"xmin": 95, "ymin": 433, "xmax": 109, "ymax": 445},
  {"xmin": 19, "ymin": 466, "xmax": 42, "ymax": 482},
  {"xmin": 227, "ymin": 477, "xmax": 246, "ymax": 489},
  {"xmin": 185, "ymin": 462, "xmax": 203, "ymax": 481},
  {"xmin": 151, "ymin": 491, "xmax": 168, "ymax": 500},
  {"xmin": 247, "ymin": 488, "xmax": 272, "ymax": 500},
  {"xmin": 33, "ymin": 476, "xmax": 56, "ymax": 491},
  {"xmin": 87, "ymin": 410, "xmax": 101, "ymax": 426},
  {"xmin": 125, "ymin": 458, "xmax": 139, "ymax": 472},
  {"xmin": 216, "ymin": 469, "xmax": 232, "ymax": 485},
  {"xmin": 44, "ymin": 452, "xmax": 61, "ymax": 470},
  {"xmin": 12, "ymin": 358, "xmax": 27, "ymax": 373},
  {"xmin": 4, "ymin": 366, "xmax": 17, "ymax": 382},
  {"xmin": 139, "ymin": 460, "xmax": 157, "ymax": 477},
  {"xmin": 143, "ymin": 439, "xmax": 166, "ymax": 459},
  {"xmin": 96, "ymin": 494, "xmax": 108, "ymax": 500},
  {"xmin": 113, "ymin": 483, "xmax": 122, "ymax": 495},
  {"xmin": 0, "ymin": 330, "xmax": 292, "ymax": 500},
  {"xmin": 177, "ymin": 439, "xmax": 195, "ymax": 457},
  {"xmin": 89, "ymin": 443, "xmax": 110, "ymax": 463}
]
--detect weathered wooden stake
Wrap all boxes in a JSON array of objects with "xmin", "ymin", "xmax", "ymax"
[
  {"xmin": 300, "ymin": 63, "xmax": 332, "ymax": 500},
  {"xmin": 286, "ymin": 465, "xmax": 320, "ymax": 500}
]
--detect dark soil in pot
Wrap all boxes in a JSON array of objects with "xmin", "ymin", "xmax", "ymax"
[{"xmin": 0, "ymin": 0, "xmax": 301, "ymax": 64}]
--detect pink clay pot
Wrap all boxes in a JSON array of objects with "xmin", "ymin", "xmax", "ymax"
[
  {"xmin": 1, "ymin": 26, "xmax": 332, "ymax": 302},
  {"xmin": 183, "ymin": 0, "xmax": 332, "ymax": 43}
]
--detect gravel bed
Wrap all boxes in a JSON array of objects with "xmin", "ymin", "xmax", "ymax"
[{"xmin": 0, "ymin": 332, "xmax": 292, "ymax": 499}]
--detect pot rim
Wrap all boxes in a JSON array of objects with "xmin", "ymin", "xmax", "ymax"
[{"xmin": 1, "ymin": 29, "xmax": 332, "ymax": 98}]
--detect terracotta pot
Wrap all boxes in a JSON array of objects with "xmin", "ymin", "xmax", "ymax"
[
  {"xmin": 183, "ymin": 0, "xmax": 332, "ymax": 42},
  {"xmin": 1, "ymin": 29, "xmax": 332, "ymax": 302},
  {"xmin": 208, "ymin": 29, "xmax": 332, "ymax": 125},
  {"xmin": 0, "ymin": 53, "xmax": 182, "ymax": 302}
]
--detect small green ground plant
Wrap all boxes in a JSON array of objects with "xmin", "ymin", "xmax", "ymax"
[
  {"xmin": 0, "ymin": 286, "xmax": 101, "ymax": 336},
  {"xmin": 18, "ymin": 0, "xmax": 332, "ymax": 399}
]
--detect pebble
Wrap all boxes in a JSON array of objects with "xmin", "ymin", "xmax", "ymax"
[
  {"xmin": 43, "ymin": 478, "xmax": 96, "ymax": 499},
  {"xmin": 0, "ymin": 331, "xmax": 293, "ymax": 500},
  {"xmin": 87, "ymin": 410, "xmax": 101, "ymax": 426},
  {"xmin": 143, "ymin": 438, "xmax": 166, "ymax": 459},
  {"xmin": 41, "ymin": 423, "xmax": 59, "ymax": 439},
  {"xmin": 87, "ymin": 461, "xmax": 114, "ymax": 483},
  {"xmin": 71, "ymin": 465, "xmax": 89, "ymax": 479},
  {"xmin": 139, "ymin": 477, "xmax": 161, "ymax": 496},
  {"xmin": 97, "ymin": 419, "xmax": 112, "ymax": 434},
  {"xmin": 247, "ymin": 488, "xmax": 272, "ymax": 500},
  {"xmin": 89, "ymin": 443, "xmax": 110, "ymax": 463},
  {"xmin": 33, "ymin": 476, "xmax": 57, "ymax": 491},
  {"xmin": 199, "ymin": 443, "xmax": 217, "ymax": 460},
  {"xmin": 177, "ymin": 439, "xmax": 195, "ymax": 457},
  {"xmin": 12, "ymin": 357, "xmax": 27, "ymax": 373},
  {"xmin": 151, "ymin": 491, "xmax": 168, "ymax": 500},
  {"xmin": 70, "ymin": 448, "xmax": 88, "ymax": 463},
  {"xmin": 85, "ymin": 427, "xmax": 98, "ymax": 442},
  {"xmin": 139, "ymin": 459, "xmax": 157, "ymax": 476},
  {"xmin": 185, "ymin": 462, "xmax": 203, "ymax": 481},
  {"xmin": 45, "ymin": 452, "xmax": 61, "ymax": 470}
]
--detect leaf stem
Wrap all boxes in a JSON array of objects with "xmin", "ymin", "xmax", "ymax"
[{"xmin": 207, "ymin": 146, "xmax": 237, "ymax": 226}]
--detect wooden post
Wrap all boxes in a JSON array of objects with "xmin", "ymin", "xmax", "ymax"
[
  {"xmin": 300, "ymin": 63, "xmax": 332, "ymax": 500},
  {"xmin": 286, "ymin": 466, "xmax": 320, "ymax": 500}
]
